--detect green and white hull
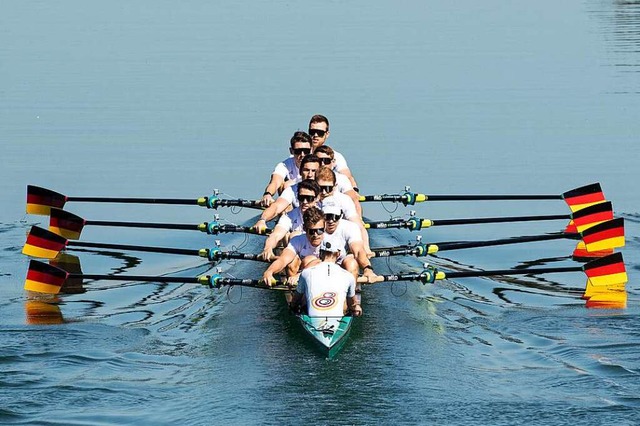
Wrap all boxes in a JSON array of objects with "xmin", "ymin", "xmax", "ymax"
[{"xmin": 298, "ymin": 314, "xmax": 354, "ymax": 359}]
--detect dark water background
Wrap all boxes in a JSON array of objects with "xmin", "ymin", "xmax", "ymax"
[{"xmin": 1, "ymin": 1, "xmax": 640, "ymax": 424}]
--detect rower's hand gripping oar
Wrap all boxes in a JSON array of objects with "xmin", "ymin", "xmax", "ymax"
[
  {"xmin": 22, "ymin": 226, "xmax": 270, "ymax": 263},
  {"xmin": 369, "ymin": 218, "xmax": 625, "ymax": 258},
  {"xmin": 26, "ymin": 185, "xmax": 263, "ymax": 216},
  {"xmin": 357, "ymin": 253, "xmax": 628, "ymax": 308},
  {"xmin": 365, "ymin": 201, "xmax": 615, "ymax": 234},
  {"xmin": 47, "ymin": 208, "xmax": 271, "ymax": 240},
  {"xmin": 24, "ymin": 259, "xmax": 289, "ymax": 295},
  {"xmin": 359, "ymin": 182, "xmax": 605, "ymax": 212}
]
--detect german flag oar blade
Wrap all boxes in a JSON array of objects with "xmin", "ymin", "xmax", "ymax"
[
  {"xmin": 26, "ymin": 185, "xmax": 67, "ymax": 216},
  {"xmin": 49, "ymin": 208, "xmax": 85, "ymax": 239},
  {"xmin": 571, "ymin": 201, "xmax": 614, "ymax": 233},
  {"xmin": 22, "ymin": 226, "xmax": 67, "ymax": 259},
  {"xmin": 582, "ymin": 252, "xmax": 628, "ymax": 287},
  {"xmin": 580, "ymin": 218, "xmax": 625, "ymax": 252},
  {"xmin": 562, "ymin": 183, "xmax": 605, "ymax": 212},
  {"xmin": 25, "ymin": 260, "xmax": 69, "ymax": 294}
]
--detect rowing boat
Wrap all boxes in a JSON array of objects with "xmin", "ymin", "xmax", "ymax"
[{"xmin": 21, "ymin": 182, "xmax": 629, "ymax": 359}]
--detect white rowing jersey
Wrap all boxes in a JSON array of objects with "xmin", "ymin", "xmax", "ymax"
[
  {"xmin": 322, "ymin": 220, "xmax": 362, "ymax": 261},
  {"xmin": 272, "ymin": 156, "xmax": 300, "ymax": 182},
  {"xmin": 335, "ymin": 173, "xmax": 353, "ymax": 193},
  {"xmin": 275, "ymin": 206, "xmax": 304, "ymax": 233},
  {"xmin": 279, "ymin": 182, "xmax": 299, "ymax": 208},
  {"xmin": 286, "ymin": 233, "xmax": 320, "ymax": 259},
  {"xmin": 320, "ymin": 193, "xmax": 358, "ymax": 220},
  {"xmin": 281, "ymin": 173, "xmax": 353, "ymax": 209},
  {"xmin": 296, "ymin": 261, "xmax": 356, "ymax": 318},
  {"xmin": 333, "ymin": 150, "xmax": 349, "ymax": 173}
]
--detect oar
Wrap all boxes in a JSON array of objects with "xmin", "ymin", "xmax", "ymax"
[
  {"xmin": 26, "ymin": 185, "xmax": 263, "ymax": 216},
  {"xmin": 48, "ymin": 208, "xmax": 271, "ymax": 239},
  {"xmin": 358, "ymin": 253, "xmax": 627, "ymax": 308},
  {"xmin": 22, "ymin": 226, "xmax": 270, "ymax": 263},
  {"xmin": 370, "ymin": 218, "xmax": 625, "ymax": 258},
  {"xmin": 365, "ymin": 201, "xmax": 614, "ymax": 234},
  {"xmin": 359, "ymin": 182, "xmax": 605, "ymax": 211},
  {"xmin": 24, "ymin": 259, "xmax": 289, "ymax": 295}
]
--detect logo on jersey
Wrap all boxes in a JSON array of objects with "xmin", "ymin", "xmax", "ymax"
[{"xmin": 312, "ymin": 292, "xmax": 337, "ymax": 310}]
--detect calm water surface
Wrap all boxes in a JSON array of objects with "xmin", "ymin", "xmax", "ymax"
[{"xmin": 1, "ymin": 1, "xmax": 640, "ymax": 425}]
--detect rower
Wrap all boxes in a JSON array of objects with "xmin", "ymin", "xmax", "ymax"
[
  {"xmin": 320, "ymin": 199, "xmax": 379, "ymax": 283},
  {"xmin": 253, "ymin": 155, "xmax": 321, "ymax": 231},
  {"xmin": 315, "ymin": 167, "xmax": 372, "ymax": 256},
  {"xmin": 258, "ymin": 180, "xmax": 321, "ymax": 262},
  {"xmin": 260, "ymin": 131, "xmax": 312, "ymax": 207},
  {"xmin": 262, "ymin": 206, "xmax": 326, "ymax": 286},
  {"xmin": 308, "ymin": 114, "xmax": 358, "ymax": 191},
  {"xmin": 289, "ymin": 240, "xmax": 362, "ymax": 317},
  {"xmin": 314, "ymin": 145, "xmax": 362, "ymax": 217}
]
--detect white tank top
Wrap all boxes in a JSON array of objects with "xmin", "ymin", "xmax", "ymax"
[{"xmin": 296, "ymin": 262, "xmax": 356, "ymax": 317}]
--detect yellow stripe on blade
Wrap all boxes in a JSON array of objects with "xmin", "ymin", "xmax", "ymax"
[
  {"xmin": 24, "ymin": 279, "xmax": 62, "ymax": 294},
  {"xmin": 26, "ymin": 204, "xmax": 52, "ymax": 215},
  {"xmin": 587, "ymin": 272, "xmax": 628, "ymax": 287},
  {"xmin": 583, "ymin": 279, "xmax": 626, "ymax": 299},
  {"xmin": 585, "ymin": 236, "xmax": 625, "ymax": 252},
  {"xmin": 22, "ymin": 245, "xmax": 60, "ymax": 259},
  {"xmin": 49, "ymin": 226, "xmax": 81, "ymax": 240},
  {"xmin": 568, "ymin": 201, "xmax": 602, "ymax": 213}
]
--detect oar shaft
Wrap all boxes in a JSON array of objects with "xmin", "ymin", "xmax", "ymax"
[
  {"xmin": 68, "ymin": 196, "xmax": 198, "ymax": 205},
  {"xmin": 446, "ymin": 266, "xmax": 582, "ymax": 278},
  {"xmin": 371, "ymin": 247, "xmax": 417, "ymax": 257},
  {"xmin": 438, "ymin": 232, "xmax": 578, "ymax": 251},
  {"xmin": 424, "ymin": 195, "xmax": 562, "ymax": 201},
  {"xmin": 431, "ymin": 214, "xmax": 569, "ymax": 226},
  {"xmin": 68, "ymin": 241, "xmax": 200, "ymax": 256},
  {"xmin": 70, "ymin": 273, "xmax": 201, "ymax": 283},
  {"xmin": 86, "ymin": 220, "xmax": 199, "ymax": 231}
]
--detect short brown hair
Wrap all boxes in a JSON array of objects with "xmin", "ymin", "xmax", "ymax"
[
  {"xmin": 309, "ymin": 114, "xmax": 329, "ymax": 130},
  {"xmin": 290, "ymin": 131, "xmax": 311, "ymax": 148},
  {"xmin": 314, "ymin": 145, "xmax": 334, "ymax": 159},
  {"xmin": 303, "ymin": 206, "xmax": 324, "ymax": 228}
]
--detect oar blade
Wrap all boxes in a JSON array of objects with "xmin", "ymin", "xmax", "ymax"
[
  {"xmin": 562, "ymin": 183, "xmax": 605, "ymax": 212},
  {"xmin": 49, "ymin": 208, "xmax": 85, "ymax": 239},
  {"xmin": 26, "ymin": 185, "xmax": 67, "ymax": 215},
  {"xmin": 580, "ymin": 218, "xmax": 625, "ymax": 252},
  {"xmin": 582, "ymin": 252, "xmax": 628, "ymax": 287},
  {"xmin": 571, "ymin": 201, "xmax": 614, "ymax": 232},
  {"xmin": 22, "ymin": 226, "xmax": 67, "ymax": 259},
  {"xmin": 25, "ymin": 260, "xmax": 68, "ymax": 294},
  {"xmin": 584, "ymin": 287, "xmax": 627, "ymax": 309}
]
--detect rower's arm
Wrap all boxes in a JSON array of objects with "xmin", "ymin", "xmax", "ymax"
[
  {"xmin": 345, "ymin": 189, "xmax": 363, "ymax": 217},
  {"xmin": 348, "ymin": 215, "xmax": 372, "ymax": 255},
  {"xmin": 338, "ymin": 167, "xmax": 358, "ymax": 190},
  {"xmin": 254, "ymin": 197, "xmax": 290, "ymax": 228},
  {"xmin": 260, "ymin": 225, "xmax": 288, "ymax": 261},
  {"xmin": 349, "ymin": 240, "xmax": 372, "ymax": 271},
  {"xmin": 262, "ymin": 247, "xmax": 296, "ymax": 283},
  {"xmin": 261, "ymin": 174, "xmax": 285, "ymax": 206}
]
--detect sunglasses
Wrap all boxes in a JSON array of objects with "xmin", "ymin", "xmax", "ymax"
[
  {"xmin": 318, "ymin": 157, "xmax": 332, "ymax": 165},
  {"xmin": 320, "ymin": 185, "xmax": 334, "ymax": 193},
  {"xmin": 292, "ymin": 148, "xmax": 311, "ymax": 156},
  {"xmin": 306, "ymin": 227, "xmax": 325, "ymax": 236},
  {"xmin": 324, "ymin": 213, "xmax": 341, "ymax": 222},
  {"xmin": 298, "ymin": 194, "xmax": 316, "ymax": 203},
  {"xmin": 308, "ymin": 129, "xmax": 326, "ymax": 137}
]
